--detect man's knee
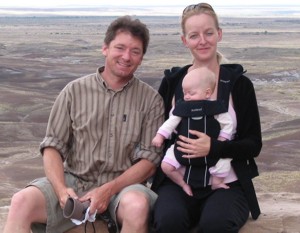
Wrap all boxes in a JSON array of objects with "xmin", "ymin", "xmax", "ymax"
[
  {"xmin": 10, "ymin": 191, "xmax": 28, "ymax": 210},
  {"xmin": 119, "ymin": 191, "xmax": 149, "ymax": 214},
  {"xmin": 10, "ymin": 188, "xmax": 35, "ymax": 213},
  {"xmin": 9, "ymin": 186, "xmax": 47, "ymax": 222}
]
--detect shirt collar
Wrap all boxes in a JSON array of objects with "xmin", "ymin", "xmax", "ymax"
[{"xmin": 96, "ymin": 66, "xmax": 135, "ymax": 92}]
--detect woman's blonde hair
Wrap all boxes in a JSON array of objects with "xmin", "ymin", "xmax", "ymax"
[{"xmin": 181, "ymin": 2, "xmax": 220, "ymax": 35}]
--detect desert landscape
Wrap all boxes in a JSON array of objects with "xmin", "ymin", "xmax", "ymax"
[{"xmin": 0, "ymin": 13, "xmax": 300, "ymax": 232}]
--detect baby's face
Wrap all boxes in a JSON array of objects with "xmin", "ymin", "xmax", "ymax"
[
  {"xmin": 182, "ymin": 68, "xmax": 214, "ymax": 101},
  {"xmin": 182, "ymin": 85, "xmax": 207, "ymax": 101}
]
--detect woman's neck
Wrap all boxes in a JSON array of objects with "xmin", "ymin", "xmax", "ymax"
[{"xmin": 190, "ymin": 59, "xmax": 219, "ymax": 71}]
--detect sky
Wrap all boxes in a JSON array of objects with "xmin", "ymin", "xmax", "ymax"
[{"xmin": 0, "ymin": 0, "xmax": 299, "ymax": 8}]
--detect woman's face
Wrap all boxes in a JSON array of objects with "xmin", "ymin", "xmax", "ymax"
[{"xmin": 181, "ymin": 13, "xmax": 222, "ymax": 64}]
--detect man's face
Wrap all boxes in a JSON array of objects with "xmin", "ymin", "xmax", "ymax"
[{"xmin": 102, "ymin": 31, "xmax": 144, "ymax": 80}]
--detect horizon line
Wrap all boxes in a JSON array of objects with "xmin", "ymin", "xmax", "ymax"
[
  {"xmin": 1, "ymin": 5, "xmax": 299, "ymax": 18},
  {"xmin": 1, "ymin": 4, "xmax": 300, "ymax": 8}
]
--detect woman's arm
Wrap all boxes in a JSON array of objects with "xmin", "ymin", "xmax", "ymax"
[{"xmin": 210, "ymin": 76, "xmax": 262, "ymax": 160}]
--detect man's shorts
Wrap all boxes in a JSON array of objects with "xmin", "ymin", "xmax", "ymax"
[{"xmin": 29, "ymin": 172, "xmax": 157, "ymax": 233}]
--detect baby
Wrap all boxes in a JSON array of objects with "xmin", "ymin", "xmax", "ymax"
[{"xmin": 152, "ymin": 67, "xmax": 234, "ymax": 195}]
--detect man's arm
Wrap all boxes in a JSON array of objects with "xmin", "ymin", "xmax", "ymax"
[
  {"xmin": 43, "ymin": 147, "xmax": 77, "ymax": 208},
  {"xmin": 112, "ymin": 159, "xmax": 156, "ymax": 193}
]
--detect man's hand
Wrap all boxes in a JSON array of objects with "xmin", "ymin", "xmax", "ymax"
[
  {"xmin": 58, "ymin": 187, "xmax": 78, "ymax": 209},
  {"xmin": 80, "ymin": 181, "xmax": 115, "ymax": 214}
]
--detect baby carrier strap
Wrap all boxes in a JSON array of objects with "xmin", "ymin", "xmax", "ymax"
[
  {"xmin": 172, "ymin": 99, "xmax": 227, "ymax": 117},
  {"xmin": 218, "ymin": 65, "xmax": 240, "ymax": 109}
]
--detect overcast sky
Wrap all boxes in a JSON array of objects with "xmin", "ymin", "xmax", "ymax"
[{"xmin": 0, "ymin": 0, "xmax": 299, "ymax": 8}]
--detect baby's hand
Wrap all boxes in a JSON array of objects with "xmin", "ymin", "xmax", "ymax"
[{"xmin": 152, "ymin": 134, "xmax": 164, "ymax": 147}]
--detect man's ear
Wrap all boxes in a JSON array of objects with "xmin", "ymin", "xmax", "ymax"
[
  {"xmin": 102, "ymin": 44, "xmax": 108, "ymax": 56},
  {"xmin": 138, "ymin": 58, "xmax": 143, "ymax": 65}
]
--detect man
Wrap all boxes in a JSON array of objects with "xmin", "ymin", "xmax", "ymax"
[{"xmin": 3, "ymin": 16, "xmax": 164, "ymax": 233}]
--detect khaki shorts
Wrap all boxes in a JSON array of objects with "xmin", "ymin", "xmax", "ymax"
[{"xmin": 29, "ymin": 172, "xmax": 157, "ymax": 233}]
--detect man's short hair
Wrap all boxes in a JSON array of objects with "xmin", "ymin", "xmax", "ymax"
[{"xmin": 104, "ymin": 15, "xmax": 150, "ymax": 55}]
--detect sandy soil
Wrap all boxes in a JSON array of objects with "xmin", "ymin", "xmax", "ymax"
[{"xmin": 0, "ymin": 16, "xmax": 300, "ymax": 232}]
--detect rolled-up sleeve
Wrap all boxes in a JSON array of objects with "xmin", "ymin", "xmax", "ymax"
[
  {"xmin": 39, "ymin": 86, "xmax": 72, "ymax": 160},
  {"xmin": 134, "ymin": 92, "xmax": 164, "ymax": 166}
]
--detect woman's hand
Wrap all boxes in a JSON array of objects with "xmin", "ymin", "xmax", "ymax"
[{"xmin": 176, "ymin": 129, "xmax": 211, "ymax": 158}]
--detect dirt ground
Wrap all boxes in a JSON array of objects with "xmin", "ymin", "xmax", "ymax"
[{"xmin": 0, "ymin": 15, "xmax": 300, "ymax": 232}]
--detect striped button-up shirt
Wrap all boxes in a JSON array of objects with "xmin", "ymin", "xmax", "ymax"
[{"xmin": 40, "ymin": 67, "xmax": 164, "ymax": 187}]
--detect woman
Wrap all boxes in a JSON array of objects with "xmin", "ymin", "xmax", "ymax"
[{"xmin": 151, "ymin": 3, "xmax": 262, "ymax": 233}]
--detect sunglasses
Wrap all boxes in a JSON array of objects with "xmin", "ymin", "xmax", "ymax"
[{"xmin": 182, "ymin": 2, "xmax": 214, "ymax": 15}]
